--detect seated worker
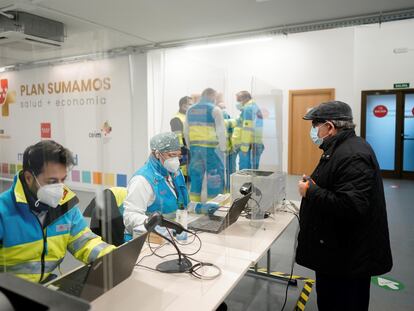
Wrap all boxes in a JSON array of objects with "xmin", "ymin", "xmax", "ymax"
[
  {"xmin": 123, "ymin": 132, "xmax": 219, "ymax": 237},
  {"xmin": 0, "ymin": 140, "xmax": 115, "ymax": 283}
]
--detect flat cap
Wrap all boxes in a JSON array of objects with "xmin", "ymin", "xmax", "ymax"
[{"xmin": 303, "ymin": 101, "xmax": 353, "ymax": 121}]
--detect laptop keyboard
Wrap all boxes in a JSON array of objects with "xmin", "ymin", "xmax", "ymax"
[
  {"xmin": 56, "ymin": 265, "xmax": 90, "ymax": 297},
  {"xmin": 188, "ymin": 215, "xmax": 224, "ymax": 232}
]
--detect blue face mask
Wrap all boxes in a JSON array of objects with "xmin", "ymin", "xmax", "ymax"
[{"xmin": 310, "ymin": 123, "xmax": 328, "ymax": 146}]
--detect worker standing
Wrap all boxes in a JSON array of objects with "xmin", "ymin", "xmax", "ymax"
[
  {"xmin": 216, "ymin": 93, "xmax": 237, "ymax": 192},
  {"xmin": 233, "ymin": 91, "xmax": 264, "ymax": 170},
  {"xmin": 170, "ymin": 96, "xmax": 193, "ymax": 182},
  {"xmin": 184, "ymin": 88, "xmax": 227, "ymax": 201}
]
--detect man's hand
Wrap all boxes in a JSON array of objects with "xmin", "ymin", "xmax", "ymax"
[{"xmin": 298, "ymin": 174, "xmax": 314, "ymax": 197}]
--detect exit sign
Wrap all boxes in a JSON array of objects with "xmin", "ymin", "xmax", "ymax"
[{"xmin": 394, "ymin": 83, "xmax": 410, "ymax": 89}]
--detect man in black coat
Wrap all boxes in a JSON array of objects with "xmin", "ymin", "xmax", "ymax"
[{"xmin": 296, "ymin": 101, "xmax": 392, "ymax": 311}]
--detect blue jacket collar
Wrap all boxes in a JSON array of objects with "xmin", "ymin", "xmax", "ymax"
[
  {"xmin": 148, "ymin": 154, "xmax": 170, "ymax": 179},
  {"xmin": 198, "ymin": 97, "xmax": 215, "ymax": 105}
]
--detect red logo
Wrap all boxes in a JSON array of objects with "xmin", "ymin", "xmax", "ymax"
[
  {"xmin": 0, "ymin": 79, "xmax": 16, "ymax": 117},
  {"xmin": 41, "ymin": 123, "xmax": 51, "ymax": 138},
  {"xmin": 373, "ymin": 105, "xmax": 388, "ymax": 118},
  {"xmin": 0, "ymin": 79, "xmax": 7, "ymax": 105}
]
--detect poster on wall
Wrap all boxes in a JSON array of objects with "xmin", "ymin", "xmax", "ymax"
[{"xmin": 0, "ymin": 56, "xmax": 133, "ymax": 191}]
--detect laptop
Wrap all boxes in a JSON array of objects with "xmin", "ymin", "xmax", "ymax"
[
  {"xmin": 46, "ymin": 232, "xmax": 147, "ymax": 302},
  {"xmin": 188, "ymin": 193, "xmax": 251, "ymax": 234}
]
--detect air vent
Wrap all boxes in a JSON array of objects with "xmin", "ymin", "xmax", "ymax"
[{"xmin": 0, "ymin": 11, "xmax": 64, "ymax": 49}]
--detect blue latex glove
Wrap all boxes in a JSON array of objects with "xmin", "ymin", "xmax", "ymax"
[{"xmin": 195, "ymin": 202, "xmax": 220, "ymax": 215}]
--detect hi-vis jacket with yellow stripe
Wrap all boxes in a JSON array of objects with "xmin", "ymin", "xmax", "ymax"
[
  {"xmin": 171, "ymin": 112, "xmax": 186, "ymax": 147},
  {"xmin": 232, "ymin": 100, "xmax": 263, "ymax": 152},
  {"xmin": 170, "ymin": 112, "xmax": 189, "ymax": 176},
  {"xmin": 187, "ymin": 99, "xmax": 219, "ymax": 148},
  {"xmin": 0, "ymin": 173, "xmax": 116, "ymax": 283}
]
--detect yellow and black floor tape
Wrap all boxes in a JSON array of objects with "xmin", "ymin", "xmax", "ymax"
[{"xmin": 251, "ymin": 268, "xmax": 315, "ymax": 311}]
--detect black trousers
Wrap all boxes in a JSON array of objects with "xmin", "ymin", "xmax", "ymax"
[{"xmin": 315, "ymin": 272, "xmax": 371, "ymax": 311}]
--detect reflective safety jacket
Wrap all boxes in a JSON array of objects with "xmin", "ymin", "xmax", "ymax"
[
  {"xmin": 0, "ymin": 173, "xmax": 115, "ymax": 283},
  {"xmin": 109, "ymin": 187, "xmax": 127, "ymax": 216},
  {"xmin": 223, "ymin": 111, "xmax": 237, "ymax": 152},
  {"xmin": 170, "ymin": 112, "xmax": 189, "ymax": 176},
  {"xmin": 233, "ymin": 100, "xmax": 263, "ymax": 152},
  {"xmin": 171, "ymin": 112, "xmax": 186, "ymax": 147},
  {"xmin": 187, "ymin": 99, "xmax": 219, "ymax": 148},
  {"xmin": 87, "ymin": 187, "xmax": 127, "ymax": 246},
  {"xmin": 134, "ymin": 155, "xmax": 189, "ymax": 215}
]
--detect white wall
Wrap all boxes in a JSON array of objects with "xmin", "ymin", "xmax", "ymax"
[
  {"xmin": 145, "ymin": 18, "xmax": 414, "ymax": 172},
  {"xmin": 129, "ymin": 53, "xmax": 150, "ymax": 170},
  {"xmin": 354, "ymin": 19, "xmax": 414, "ymax": 124}
]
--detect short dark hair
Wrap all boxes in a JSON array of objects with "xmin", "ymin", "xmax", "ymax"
[
  {"xmin": 201, "ymin": 88, "xmax": 217, "ymax": 98},
  {"xmin": 179, "ymin": 96, "xmax": 191, "ymax": 109},
  {"xmin": 23, "ymin": 140, "xmax": 75, "ymax": 176},
  {"xmin": 236, "ymin": 91, "xmax": 252, "ymax": 101}
]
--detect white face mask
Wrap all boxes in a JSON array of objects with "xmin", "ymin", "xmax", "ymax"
[
  {"xmin": 34, "ymin": 176, "xmax": 64, "ymax": 208},
  {"xmin": 163, "ymin": 157, "xmax": 180, "ymax": 173}
]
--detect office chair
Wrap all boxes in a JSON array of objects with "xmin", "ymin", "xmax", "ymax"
[{"xmin": 83, "ymin": 188, "xmax": 127, "ymax": 246}]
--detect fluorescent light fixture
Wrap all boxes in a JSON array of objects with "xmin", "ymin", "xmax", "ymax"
[
  {"xmin": 393, "ymin": 48, "xmax": 414, "ymax": 54},
  {"xmin": 185, "ymin": 36, "xmax": 273, "ymax": 51},
  {"xmin": 0, "ymin": 65, "xmax": 15, "ymax": 73}
]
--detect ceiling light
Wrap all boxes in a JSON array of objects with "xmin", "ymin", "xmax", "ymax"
[
  {"xmin": 0, "ymin": 65, "xmax": 15, "ymax": 73},
  {"xmin": 393, "ymin": 48, "xmax": 414, "ymax": 54},
  {"xmin": 185, "ymin": 37, "xmax": 273, "ymax": 51}
]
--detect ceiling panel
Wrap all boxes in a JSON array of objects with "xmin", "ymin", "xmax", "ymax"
[{"xmin": 0, "ymin": 0, "xmax": 413, "ymax": 67}]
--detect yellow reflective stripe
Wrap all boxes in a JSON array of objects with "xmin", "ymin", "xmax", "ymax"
[
  {"xmin": 231, "ymin": 127, "xmax": 242, "ymax": 146},
  {"xmin": 190, "ymin": 194, "xmax": 201, "ymax": 202},
  {"xmin": 180, "ymin": 164, "xmax": 187, "ymax": 176},
  {"xmin": 14, "ymin": 173, "xmax": 27, "ymax": 203},
  {"xmin": 189, "ymin": 125, "xmax": 218, "ymax": 142},
  {"xmin": 0, "ymin": 239, "xmax": 44, "ymax": 265},
  {"xmin": 45, "ymin": 233, "xmax": 70, "ymax": 261},
  {"xmin": 175, "ymin": 112, "xmax": 186, "ymax": 124},
  {"xmin": 68, "ymin": 231, "xmax": 98, "ymax": 253},
  {"xmin": 189, "ymin": 121, "xmax": 215, "ymax": 127},
  {"xmin": 174, "ymin": 131, "xmax": 184, "ymax": 146},
  {"xmin": 110, "ymin": 187, "xmax": 127, "ymax": 207},
  {"xmin": 0, "ymin": 258, "xmax": 63, "ymax": 274},
  {"xmin": 189, "ymin": 141, "xmax": 218, "ymax": 147},
  {"xmin": 243, "ymin": 127, "xmax": 255, "ymax": 133},
  {"xmin": 87, "ymin": 242, "xmax": 113, "ymax": 263}
]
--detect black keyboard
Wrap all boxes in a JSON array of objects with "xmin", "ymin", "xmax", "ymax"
[
  {"xmin": 188, "ymin": 215, "xmax": 224, "ymax": 233},
  {"xmin": 56, "ymin": 265, "xmax": 89, "ymax": 297}
]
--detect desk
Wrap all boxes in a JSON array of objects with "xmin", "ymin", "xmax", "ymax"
[{"xmin": 91, "ymin": 211, "xmax": 295, "ymax": 311}]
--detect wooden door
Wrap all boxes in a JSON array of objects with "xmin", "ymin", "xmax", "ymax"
[{"xmin": 288, "ymin": 89, "xmax": 335, "ymax": 175}]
